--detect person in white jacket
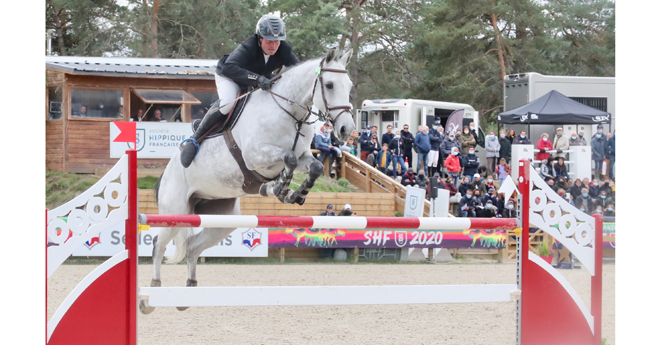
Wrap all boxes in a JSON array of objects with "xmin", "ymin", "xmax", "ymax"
[
  {"xmin": 485, "ymin": 131, "xmax": 501, "ymax": 177},
  {"xmin": 553, "ymin": 127, "xmax": 570, "ymax": 160}
]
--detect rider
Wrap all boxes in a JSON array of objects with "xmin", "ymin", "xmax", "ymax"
[{"xmin": 179, "ymin": 14, "xmax": 300, "ymax": 168}]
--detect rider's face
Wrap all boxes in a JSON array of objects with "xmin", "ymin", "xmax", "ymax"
[{"xmin": 260, "ymin": 38, "xmax": 280, "ymax": 55}]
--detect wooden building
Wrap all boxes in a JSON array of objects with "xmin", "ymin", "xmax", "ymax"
[{"xmin": 46, "ymin": 56, "xmax": 219, "ymax": 173}]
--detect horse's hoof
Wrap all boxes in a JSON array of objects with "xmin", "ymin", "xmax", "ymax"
[
  {"xmin": 186, "ymin": 279, "xmax": 198, "ymax": 287},
  {"xmin": 176, "ymin": 306, "xmax": 189, "ymax": 311},
  {"xmin": 294, "ymin": 195, "xmax": 306, "ymax": 205},
  {"xmin": 150, "ymin": 279, "xmax": 161, "ymax": 287},
  {"xmin": 139, "ymin": 299, "xmax": 155, "ymax": 315}
]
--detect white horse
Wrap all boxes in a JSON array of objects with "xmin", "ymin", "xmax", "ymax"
[{"xmin": 141, "ymin": 48, "xmax": 355, "ymax": 314}]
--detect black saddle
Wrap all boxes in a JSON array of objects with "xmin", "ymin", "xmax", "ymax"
[{"xmin": 192, "ymin": 93, "xmax": 251, "ymax": 141}]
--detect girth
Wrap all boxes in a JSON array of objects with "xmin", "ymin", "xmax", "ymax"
[{"xmin": 223, "ymin": 129, "xmax": 274, "ymax": 194}]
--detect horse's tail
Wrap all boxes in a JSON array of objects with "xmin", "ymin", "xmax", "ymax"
[{"xmin": 165, "ymin": 228, "xmax": 193, "ymax": 264}]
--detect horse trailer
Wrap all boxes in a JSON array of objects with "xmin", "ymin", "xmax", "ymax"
[{"xmin": 502, "ymin": 72, "xmax": 615, "ymax": 141}]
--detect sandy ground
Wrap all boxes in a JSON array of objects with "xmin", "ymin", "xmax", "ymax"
[{"xmin": 48, "ymin": 262, "xmax": 615, "ymax": 345}]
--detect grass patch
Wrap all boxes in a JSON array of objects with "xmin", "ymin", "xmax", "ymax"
[
  {"xmin": 289, "ymin": 174, "xmax": 358, "ymax": 193},
  {"xmin": 137, "ymin": 175, "xmax": 160, "ymax": 190}
]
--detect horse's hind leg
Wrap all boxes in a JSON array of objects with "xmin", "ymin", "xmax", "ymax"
[{"xmin": 176, "ymin": 198, "xmax": 239, "ymax": 311}]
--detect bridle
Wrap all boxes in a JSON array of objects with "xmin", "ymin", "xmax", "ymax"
[{"xmin": 266, "ymin": 57, "xmax": 353, "ymax": 151}]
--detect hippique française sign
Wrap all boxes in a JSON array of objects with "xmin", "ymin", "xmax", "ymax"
[{"xmin": 268, "ymin": 228, "xmax": 508, "ymax": 249}]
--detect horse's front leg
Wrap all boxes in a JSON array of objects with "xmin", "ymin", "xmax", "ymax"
[
  {"xmin": 244, "ymin": 144, "xmax": 297, "ymax": 201},
  {"xmin": 284, "ymin": 150, "xmax": 324, "ymax": 205}
]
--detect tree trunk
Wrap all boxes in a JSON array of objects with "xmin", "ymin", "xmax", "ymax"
[
  {"xmin": 52, "ymin": 8, "xmax": 67, "ymax": 56},
  {"xmin": 490, "ymin": 12, "xmax": 506, "ymax": 86},
  {"xmin": 150, "ymin": 0, "xmax": 160, "ymax": 58}
]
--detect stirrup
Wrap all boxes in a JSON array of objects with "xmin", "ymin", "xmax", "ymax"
[{"xmin": 181, "ymin": 138, "xmax": 200, "ymax": 154}]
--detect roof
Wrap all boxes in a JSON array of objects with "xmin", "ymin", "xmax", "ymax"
[
  {"xmin": 498, "ymin": 90, "xmax": 611, "ymax": 125},
  {"xmin": 45, "ymin": 56, "xmax": 218, "ymax": 79}
]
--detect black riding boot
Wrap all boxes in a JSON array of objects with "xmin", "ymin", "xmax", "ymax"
[{"xmin": 180, "ymin": 101, "xmax": 225, "ymax": 168}]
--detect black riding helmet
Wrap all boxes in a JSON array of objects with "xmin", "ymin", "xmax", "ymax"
[{"xmin": 255, "ymin": 15, "xmax": 286, "ymax": 41}]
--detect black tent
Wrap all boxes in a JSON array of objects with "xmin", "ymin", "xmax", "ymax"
[{"xmin": 498, "ymin": 90, "xmax": 611, "ymax": 124}]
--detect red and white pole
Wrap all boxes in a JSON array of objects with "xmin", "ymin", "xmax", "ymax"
[{"xmin": 126, "ymin": 149, "xmax": 138, "ymax": 345}]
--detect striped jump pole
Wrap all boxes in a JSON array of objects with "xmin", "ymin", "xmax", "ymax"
[{"xmin": 138, "ymin": 214, "xmax": 519, "ymax": 231}]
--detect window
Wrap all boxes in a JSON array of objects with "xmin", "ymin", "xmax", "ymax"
[
  {"xmin": 361, "ymin": 111, "xmax": 368, "ymax": 129},
  {"xmin": 381, "ymin": 110, "xmax": 397, "ymax": 122},
  {"xmin": 133, "ymin": 89, "xmax": 200, "ymax": 104},
  {"xmin": 191, "ymin": 92, "xmax": 219, "ymax": 121},
  {"xmin": 48, "ymin": 86, "xmax": 63, "ymax": 120},
  {"xmin": 569, "ymin": 97, "xmax": 607, "ymax": 113},
  {"xmin": 71, "ymin": 88, "xmax": 123, "ymax": 118}
]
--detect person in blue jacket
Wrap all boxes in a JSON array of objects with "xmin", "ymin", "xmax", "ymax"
[
  {"xmin": 314, "ymin": 123, "xmax": 337, "ymax": 163},
  {"xmin": 606, "ymin": 131, "xmax": 615, "ymax": 180},
  {"xmin": 414, "ymin": 126, "xmax": 431, "ymax": 175},
  {"xmin": 462, "ymin": 147, "xmax": 480, "ymax": 182},
  {"xmin": 591, "ymin": 132, "xmax": 607, "ymax": 180}
]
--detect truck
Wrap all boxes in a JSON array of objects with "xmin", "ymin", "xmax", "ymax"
[
  {"xmin": 358, "ymin": 99, "xmax": 488, "ymax": 173},
  {"xmin": 503, "ymin": 72, "xmax": 615, "ymax": 141}
]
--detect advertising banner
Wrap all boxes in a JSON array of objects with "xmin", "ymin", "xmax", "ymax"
[
  {"xmin": 69, "ymin": 222, "xmax": 268, "ymax": 257},
  {"xmin": 110, "ymin": 122, "xmax": 192, "ymax": 158},
  {"xmin": 404, "ymin": 186, "xmax": 426, "ymax": 217},
  {"xmin": 269, "ymin": 228, "xmax": 508, "ymax": 249}
]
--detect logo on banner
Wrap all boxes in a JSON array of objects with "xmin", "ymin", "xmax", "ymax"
[
  {"xmin": 84, "ymin": 237, "xmax": 101, "ymax": 249},
  {"xmin": 395, "ymin": 231, "xmax": 407, "ymax": 247},
  {"xmin": 520, "ymin": 114, "xmax": 528, "ymax": 122},
  {"xmin": 410, "ymin": 196, "xmax": 418, "ymax": 210},
  {"xmin": 127, "ymin": 129, "xmax": 146, "ymax": 151},
  {"xmin": 242, "ymin": 228, "xmax": 262, "ymax": 251},
  {"xmin": 592, "ymin": 115, "xmax": 609, "ymax": 122}
]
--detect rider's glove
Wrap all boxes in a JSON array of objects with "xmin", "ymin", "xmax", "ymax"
[{"xmin": 257, "ymin": 76, "xmax": 273, "ymax": 90}]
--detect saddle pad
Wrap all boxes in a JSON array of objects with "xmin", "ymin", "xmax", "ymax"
[{"xmin": 192, "ymin": 93, "xmax": 251, "ymax": 140}]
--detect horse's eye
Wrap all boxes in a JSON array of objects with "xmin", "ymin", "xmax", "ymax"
[{"xmin": 325, "ymin": 82, "xmax": 333, "ymax": 90}]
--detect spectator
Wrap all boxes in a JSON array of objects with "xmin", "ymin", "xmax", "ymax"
[
  {"xmin": 320, "ymin": 204, "xmax": 336, "ymax": 216},
  {"xmin": 483, "ymin": 186, "xmax": 498, "ymax": 205},
  {"xmin": 401, "ymin": 170, "xmax": 417, "ymax": 187},
  {"xmin": 600, "ymin": 178, "xmax": 613, "ymax": 197},
  {"xmin": 458, "ymin": 189, "xmax": 477, "ymax": 217},
  {"xmin": 604, "ymin": 204, "xmax": 615, "ymax": 217},
  {"xmin": 477, "ymin": 165, "xmax": 488, "ymax": 179},
  {"xmin": 499, "ymin": 129, "xmax": 512, "ymax": 163},
  {"xmin": 359, "ymin": 125, "xmax": 377, "ymax": 161},
  {"xmin": 547, "ymin": 179, "xmax": 558, "ymax": 192},
  {"xmin": 485, "ymin": 130, "xmax": 500, "ymax": 177},
  {"xmin": 594, "ymin": 190, "xmax": 614, "ymax": 209},
  {"xmin": 556, "ymin": 177, "xmax": 567, "ymax": 191},
  {"xmin": 591, "ymin": 131, "xmax": 607, "ymax": 180},
  {"xmin": 593, "ymin": 124, "xmax": 605, "ymax": 139},
  {"xmin": 606, "ymin": 130, "xmax": 615, "ymax": 180},
  {"xmin": 382, "ymin": 125, "xmax": 395, "ymax": 147},
  {"xmin": 329, "ymin": 126, "xmax": 345, "ymax": 157},
  {"xmin": 458, "ymin": 176, "xmax": 471, "ymax": 197},
  {"xmin": 479, "ymin": 199, "xmax": 498, "ymax": 218},
  {"xmin": 428, "ymin": 121, "xmax": 444, "ymax": 177},
  {"xmin": 536, "ymin": 133, "xmax": 553, "ymax": 161},
  {"xmin": 414, "ymin": 126, "xmax": 431, "ymax": 175},
  {"xmin": 389, "ymin": 131, "xmax": 408, "ymax": 180},
  {"xmin": 485, "ymin": 175, "xmax": 499, "ymax": 191},
  {"xmin": 553, "ymin": 157, "xmax": 569, "ymax": 180},
  {"xmin": 557, "ymin": 188, "xmax": 574, "ymax": 206},
  {"xmin": 400, "ymin": 124, "xmax": 415, "ymax": 169},
  {"xmin": 506, "ymin": 129, "xmax": 516, "ymax": 144},
  {"xmin": 314, "ymin": 122, "xmax": 338, "ymax": 164},
  {"xmin": 339, "ymin": 204, "xmax": 353, "ymax": 216},
  {"xmin": 496, "ymin": 158, "xmax": 510, "ymax": 186},
  {"xmin": 441, "ymin": 131, "xmax": 459, "ymax": 159},
  {"xmin": 445, "ymin": 146, "xmax": 462, "ymax": 186},
  {"xmin": 502, "ymin": 199, "xmax": 517, "ymax": 218},
  {"xmin": 570, "ymin": 179, "xmax": 583, "ymax": 200},
  {"xmin": 553, "ymin": 128, "xmax": 569, "ymax": 159},
  {"xmin": 593, "ymin": 205, "xmax": 604, "ymax": 215},
  {"xmin": 575, "ymin": 188, "xmax": 594, "ymax": 213},
  {"xmin": 469, "ymin": 173, "xmax": 487, "ymax": 196},
  {"xmin": 462, "ymin": 147, "xmax": 480, "ymax": 182},
  {"xmin": 131, "ymin": 108, "xmax": 144, "ymax": 122},
  {"xmin": 376, "ymin": 143, "xmax": 392, "ymax": 175},
  {"xmin": 472, "ymin": 189, "xmax": 485, "ymax": 216},
  {"xmin": 459, "ymin": 126, "xmax": 477, "ymax": 156},
  {"xmin": 468, "ymin": 122, "xmax": 478, "ymax": 141},
  {"xmin": 150, "ymin": 109, "xmax": 166, "ymax": 122},
  {"xmin": 443, "ymin": 176, "xmax": 461, "ymax": 204},
  {"xmin": 341, "ymin": 137, "xmax": 357, "ymax": 156},
  {"xmin": 539, "ymin": 158, "xmax": 556, "ymax": 182},
  {"xmin": 569, "ymin": 132, "xmax": 584, "ymax": 146},
  {"xmin": 589, "ymin": 178, "xmax": 600, "ymax": 198},
  {"xmin": 417, "ymin": 170, "xmax": 429, "ymax": 190},
  {"xmin": 576, "ymin": 131, "xmax": 588, "ymax": 146},
  {"xmin": 513, "ymin": 131, "xmax": 531, "ymax": 145}
]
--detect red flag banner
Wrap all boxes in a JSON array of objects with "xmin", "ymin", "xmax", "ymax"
[{"xmin": 113, "ymin": 121, "xmax": 136, "ymax": 144}]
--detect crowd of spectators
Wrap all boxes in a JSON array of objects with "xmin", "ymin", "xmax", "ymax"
[{"xmin": 312, "ymin": 121, "xmax": 615, "ymax": 218}]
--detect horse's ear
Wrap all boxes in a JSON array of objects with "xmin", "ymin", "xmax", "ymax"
[
  {"xmin": 339, "ymin": 48, "xmax": 353, "ymax": 66},
  {"xmin": 325, "ymin": 47, "xmax": 337, "ymax": 64}
]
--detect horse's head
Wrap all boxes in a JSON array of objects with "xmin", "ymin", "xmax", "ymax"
[{"xmin": 312, "ymin": 48, "xmax": 355, "ymax": 141}]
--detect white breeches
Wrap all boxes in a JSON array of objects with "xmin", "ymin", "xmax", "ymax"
[{"xmin": 215, "ymin": 74, "xmax": 241, "ymax": 115}]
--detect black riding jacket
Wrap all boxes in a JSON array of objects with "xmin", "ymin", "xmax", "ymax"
[{"xmin": 216, "ymin": 35, "xmax": 300, "ymax": 91}]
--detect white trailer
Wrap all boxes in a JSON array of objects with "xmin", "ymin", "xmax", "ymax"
[
  {"xmin": 503, "ymin": 72, "xmax": 615, "ymax": 141},
  {"xmin": 358, "ymin": 99, "xmax": 486, "ymax": 171}
]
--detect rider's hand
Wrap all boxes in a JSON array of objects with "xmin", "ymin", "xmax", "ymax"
[{"xmin": 257, "ymin": 76, "xmax": 273, "ymax": 90}]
